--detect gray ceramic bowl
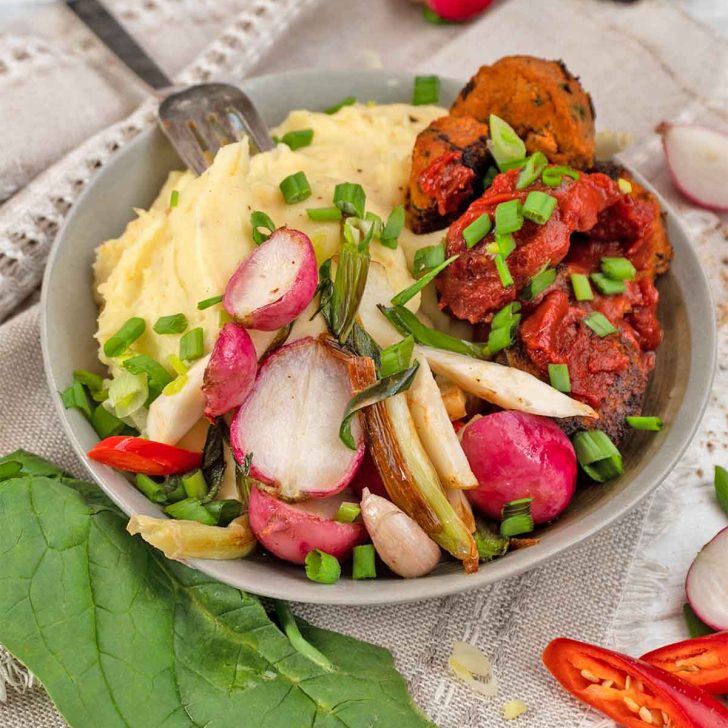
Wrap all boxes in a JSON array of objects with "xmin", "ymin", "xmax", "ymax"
[{"xmin": 41, "ymin": 69, "xmax": 716, "ymax": 605}]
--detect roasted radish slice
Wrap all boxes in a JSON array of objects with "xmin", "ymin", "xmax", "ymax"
[
  {"xmin": 659, "ymin": 123, "xmax": 728, "ymax": 211},
  {"xmin": 231, "ymin": 337, "xmax": 364, "ymax": 500},
  {"xmin": 202, "ymin": 323, "xmax": 257, "ymax": 419},
  {"xmin": 224, "ymin": 227, "xmax": 317, "ymax": 330},
  {"xmin": 247, "ymin": 485, "xmax": 366, "ymax": 564},
  {"xmin": 686, "ymin": 526, "xmax": 728, "ymax": 631}
]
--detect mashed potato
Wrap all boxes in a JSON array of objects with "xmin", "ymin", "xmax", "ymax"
[{"xmin": 94, "ymin": 103, "xmax": 445, "ymax": 368}]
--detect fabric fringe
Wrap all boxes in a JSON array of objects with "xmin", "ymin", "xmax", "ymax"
[{"xmin": 0, "ymin": 648, "xmax": 33, "ymax": 703}]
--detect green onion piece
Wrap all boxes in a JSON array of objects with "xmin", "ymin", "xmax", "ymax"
[
  {"xmin": 273, "ymin": 601, "xmax": 334, "ymax": 670},
  {"xmin": 601, "ymin": 256, "xmax": 636, "ymax": 281},
  {"xmin": 279, "ymin": 171, "xmax": 312, "ymax": 204},
  {"xmin": 495, "ymin": 232, "xmax": 516, "ymax": 258},
  {"xmin": 483, "ymin": 166, "xmax": 499, "ymax": 188},
  {"xmin": 91, "ymin": 405, "xmax": 126, "ymax": 439},
  {"xmin": 134, "ymin": 474, "xmax": 167, "ymax": 504},
  {"xmin": 339, "ymin": 363, "xmax": 420, "ymax": 449},
  {"xmin": 161, "ymin": 476, "xmax": 187, "ymax": 503},
  {"xmin": 74, "ymin": 369, "xmax": 107, "ymax": 402},
  {"xmin": 179, "ymin": 327, "xmax": 204, "ymax": 361},
  {"xmin": 413, "ymin": 243, "xmax": 446, "ymax": 275},
  {"xmin": 486, "ymin": 242, "xmax": 499, "ymax": 254},
  {"xmin": 306, "ymin": 206, "xmax": 342, "ymax": 222},
  {"xmin": 714, "ymin": 465, "xmax": 728, "ymax": 515},
  {"xmin": 521, "ymin": 266, "xmax": 556, "ymax": 300},
  {"xmin": 61, "ymin": 380, "xmax": 92, "ymax": 420},
  {"xmin": 626, "ymin": 416, "xmax": 664, "ymax": 432},
  {"xmin": 494, "ymin": 200, "xmax": 523, "ymax": 234},
  {"xmin": 164, "ymin": 497, "xmax": 217, "ymax": 525},
  {"xmin": 487, "ymin": 324, "xmax": 517, "ymax": 355},
  {"xmin": 197, "ymin": 294, "xmax": 224, "ymax": 310},
  {"xmin": 474, "ymin": 523, "xmax": 509, "ymax": 562},
  {"xmin": 304, "ymin": 549, "xmax": 341, "ymax": 584},
  {"xmin": 250, "ymin": 210, "xmax": 276, "ymax": 245},
  {"xmin": 153, "ymin": 313, "xmax": 188, "ymax": 335},
  {"xmin": 412, "ymin": 75, "xmax": 440, "ymax": 106},
  {"xmin": 0, "ymin": 461, "xmax": 22, "ymax": 481},
  {"xmin": 162, "ymin": 374, "xmax": 188, "ymax": 396},
  {"xmin": 181, "ymin": 470, "xmax": 208, "ymax": 499},
  {"xmin": 500, "ymin": 498, "xmax": 534, "ymax": 538},
  {"xmin": 618, "ymin": 177, "xmax": 633, "ymax": 194},
  {"xmin": 422, "ymin": 5, "xmax": 450, "ymax": 23},
  {"xmin": 330, "ymin": 241, "xmax": 370, "ymax": 343},
  {"xmin": 541, "ymin": 166, "xmax": 581, "ymax": 187},
  {"xmin": 491, "ymin": 301, "xmax": 521, "ymax": 330},
  {"xmin": 380, "ymin": 205, "xmax": 405, "ymax": 249},
  {"xmin": 333, "ymin": 182, "xmax": 366, "ymax": 218},
  {"xmin": 523, "ymin": 190, "xmax": 558, "ymax": 224},
  {"xmin": 590, "ymin": 272, "xmax": 626, "ymax": 295},
  {"xmin": 584, "ymin": 311, "xmax": 617, "ymax": 337},
  {"xmin": 548, "ymin": 363, "xmax": 571, "ymax": 393},
  {"xmin": 463, "ymin": 213, "xmax": 492, "ymax": 249},
  {"xmin": 379, "ymin": 335, "xmax": 414, "ymax": 378},
  {"xmin": 219, "ymin": 311, "xmax": 233, "ymax": 328},
  {"xmin": 204, "ymin": 499, "xmax": 242, "ymax": 526},
  {"xmin": 279, "ymin": 128, "xmax": 314, "ymax": 150},
  {"xmin": 170, "ymin": 189, "xmax": 179, "ymax": 208},
  {"xmin": 122, "ymin": 354, "xmax": 173, "ymax": 401},
  {"xmin": 573, "ymin": 430, "xmax": 624, "ymax": 482},
  {"xmin": 324, "ymin": 96, "xmax": 356, "ymax": 114},
  {"xmin": 570, "ymin": 273, "xmax": 594, "ymax": 301},
  {"xmin": 167, "ymin": 354, "xmax": 188, "ymax": 377},
  {"xmin": 683, "ymin": 603, "xmax": 716, "ymax": 638},
  {"xmin": 107, "ymin": 371, "xmax": 148, "ymax": 419},
  {"xmin": 488, "ymin": 114, "xmax": 527, "ymax": 170},
  {"xmin": 391, "ymin": 255, "xmax": 458, "ymax": 307},
  {"xmin": 103, "ymin": 317, "xmax": 145, "ymax": 358},
  {"xmin": 364, "ymin": 211, "xmax": 383, "ymax": 238},
  {"xmin": 499, "ymin": 158, "xmax": 527, "ymax": 172},
  {"xmin": 335, "ymin": 502, "xmax": 361, "ymax": 524},
  {"xmin": 352, "ymin": 544, "xmax": 377, "ymax": 579},
  {"xmin": 516, "ymin": 152, "xmax": 549, "ymax": 190},
  {"xmin": 494, "ymin": 254, "xmax": 513, "ymax": 287}
]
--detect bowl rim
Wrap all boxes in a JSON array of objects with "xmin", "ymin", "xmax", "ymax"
[{"xmin": 41, "ymin": 67, "xmax": 717, "ymax": 605}]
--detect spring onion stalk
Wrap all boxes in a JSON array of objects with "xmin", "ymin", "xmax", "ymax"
[
  {"xmin": 379, "ymin": 335, "xmax": 415, "ymax": 378},
  {"xmin": 179, "ymin": 327, "xmax": 204, "ymax": 361},
  {"xmin": 250, "ymin": 210, "xmax": 276, "ymax": 245},
  {"xmin": 365, "ymin": 211, "xmax": 383, "ymax": 237},
  {"xmin": 600, "ymin": 256, "xmax": 636, "ymax": 281},
  {"xmin": 331, "ymin": 240, "xmax": 370, "ymax": 345},
  {"xmin": 122, "ymin": 355, "xmax": 173, "ymax": 401},
  {"xmin": 573, "ymin": 430, "xmax": 623, "ymax": 482},
  {"xmin": 618, "ymin": 177, "xmax": 633, "ymax": 194},
  {"xmin": 335, "ymin": 502, "xmax": 361, "ymax": 523},
  {"xmin": 169, "ymin": 189, "xmax": 179, "ymax": 208},
  {"xmin": 204, "ymin": 500, "xmax": 242, "ymax": 526},
  {"xmin": 164, "ymin": 498, "xmax": 217, "ymax": 525},
  {"xmin": 413, "ymin": 243, "xmax": 446, "ymax": 275},
  {"xmin": 494, "ymin": 254, "xmax": 513, "ymax": 288},
  {"xmin": 278, "ymin": 128, "xmax": 314, "ymax": 150},
  {"xmin": 412, "ymin": 75, "xmax": 440, "ymax": 105},
  {"xmin": 714, "ymin": 465, "xmax": 728, "ymax": 516},
  {"xmin": 494, "ymin": 200, "xmax": 523, "ymax": 234},
  {"xmin": 103, "ymin": 317, "xmax": 145, "ymax": 358},
  {"xmin": 197, "ymin": 294, "xmax": 224, "ymax": 310},
  {"xmin": 541, "ymin": 166, "xmax": 580, "ymax": 187},
  {"xmin": 521, "ymin": 267, "xmax": 556, "ymax": 300},
  {"xmin": 380, "ymin": 204, "xmax": 405, "ymax": 249},
  {"xmin": 463, "ymin": 213, "xmax": 492, "ymax": 249},
  {"xmin": 584, "ymin": 312, "xmax": 618, "ymax": 337},
  {"xmin": 500, "ymin": 497, "xmax": 534, "ymax": 538},
  {"xmin": 352, "ymin": 544, "xmax": 377, "ymax": 579},
  {"xmin": 626, "ymin": 415, "xmax": 664, "ymax": 431},
  {"xmin": 153, "ymin": 313, "xmax": 188, "ymax": 335},
  {"xmin": 274, "ymin": 601, "xmax": 334, "ymax": 670},
  {"xmin": 570, "ymin": 273, "xmax": 593, "ymax": 301},
  {"xmin": 488, "ymin": 115, "xmax": 526, "ymax": 170},
  {"xmin": 107, "ymin": 371, "xmax": 148, "ymax": 419},
  {"xmin": 135, "ymin": 474, "xmax": 167, "ymax": 503},
  {"xmin": 474, "ymin": 523, "xmax": 509, "ymax": 562},
  {"xmin": 333, "ymin": 182, "xmax": 366, "ymax": 218},
  {"xmin": 590, "ymin": 272, "xmax": 625, "ymax": 295},
  {"xmin": 161, "ymin": 476, "xmax": 187, "ymax": 503},
  {"xmin": 304, "ymin": 549, "xmax": 341, "ymax": 584},
  {"xmin": 279, "ymin": 171, "xmax": 312, "ymax": 204},
  {"xmin": 483, "ymin": 166, "xmax": 499, "ymax": 187},
  {"xmin": 73, "ymin": 370, "xmax": 107, "ymax": 402},
  {"xmin": 499, "ymin": 158, "xmax": 527, "ymax": 171},
  {"xmin": 548, "ymin": 363, "xmax": 571, "ymax": 393},
  {"xmin": 181, "ymin": 470, "xmax": 208, "ymax": 499},
  {"xmin": 61, "ymin": 380, "xmax": 92, "ymax": 420},
  {"xmin": 487, "ymin": 302, "xmax": 521, "ymax": 355},
  {"xmin": 495, "ymin": 232, "xmax": 516, "ymax": 258},
  {"xmin": 306, "ymin": 206, "xmax": 342, "ymax": 222},
  {"xmin": 91, "ymin": 405, "xmax": 126, "ymax": 439},
  {"xmin": 324, "ymin": 96, "xmax": 356, "ymax": 114},
  {"xmin": 491, "ymin": 301, "xmax": 521, "ymax": 330},
  {"xmin": 522, "ymin": 191, "xmax": 558, "ymax": 224},
  {"xmin": 516, "ymin": 152, "xmax": 548, "ymax": 190},
  {"xmin": 391, "ymin": 255, "xmax": 458, "ymax": 307}
]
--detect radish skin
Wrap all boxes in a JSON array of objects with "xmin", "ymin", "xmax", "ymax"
[
  {"xmin": 686, "ymin": 526, "xmax": 728, "ymax": 630},
  {"xmin": 427, "ymin": 0, "xmax": 495, "ymax": 21}
]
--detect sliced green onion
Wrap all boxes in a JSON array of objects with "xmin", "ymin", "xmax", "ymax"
[
  {"xmin": 103, "ymin": 317, "xmax": 145, "ymax": 358},
  {"xmin": 601, "ymin": 256, "xmax": 636, "ymax": 281},
  {"xmin": 463, "ymin": 213, "xmax": 492, "ymax": 249},
  {"xmin": 135, "ymin": 474, "xmax": 167, "ymax": 504},
  {"xmin": 391, "ymin": 255, "xmax": 458, "ymax": 307},
  {"xmin": 250, "ymin": 210, "xmax": 276, "ymax": 245},
  {"xmin": 548, "ymin": 363, "xmax": 571, "ymax": 393},
  {"xmin": 618, "ymin": 177, "xmax": 633, "ymax": 194},
  {"xmin": 413, "ymin": 243, "xmax": 446, "ymax": 275},
  {"xmin": 488, "ymin": 115, "xmax": 526, "ymax": 170},
  {"xmin": 352, "ymin": 544, "xmax": 377, "ymax": 579},
  {"xmin": 379, "ymin": 335, "xmax": 414, "ymax": 378},
  {"xmin": 279, "ymin": 128, "xmax": 314, "ymax": 150},
  {"xmin": 491, "ymin": 301, "xmax": 521, "ymax": 330},
  {"xmin": 164, "ymin": 497, "xmax": 217, "ymax": 525},
  {"xmin": 181, "ymin": 470, "xmax": 208, "ymax": 499},
  {"xmin": 169, "ymin": 189, "xmax": 179, "ymax": 208},
  {"xmin": 380, "ymin": 205, "xmax": 405, "ymax": 249},
  {"xmin": 122, "ymin": 354, "xmax": 173, "ymax": 401},
  {"xmin": 475, "ymin": 523, "xmax": 509, "ymax": 562},
  {"xmin": 335, "ymin": 502, "xmax": 361, "ymax": 524},
  {"xmin": 573, "ymin": 430, "xmax": 623, "ymax": 482},
  {"xmin": 516, "ymin": 152, "xmax": 548, "ymax": 190},
  {"xmin": 590, "ymin": 272, "xmax": 626, "ymax": 295},
  {"xmin": 306, "ymin": 206, "xmax": 342, "ymax": 222},
  {"xmin": 683, "ymin": 603, "xmax": 716, "ymax": 638},
  {"xmin": 626, "ymin": 416, "xmax": 663, "ymax": 432},
  {"xmin": 153, "ymin": 313, "xmax": 188, "ymax": 335},
  {"xmin": 522, "ymin": 190, "xmax": 558, "ymax": 224},
  {"xmin": 334, "ymin": 182, "xmax": 366, "ymax": 218},
  {"xmin": 73, "ymin": 369, "xmax": 106, "ymax": 402},
  {"xmin": 495, "ymin": 232, "xmax": 516, "ymax": 258},
  {"xmin": 304, "ymin": 549, "xmax": 341, "ymax": 584},
  {"xmin": 499, "ymin": 158, "xmax": 527, "ymax": 172},
  {"xmin": 483, "ymin": 166, "xmax": 499, "ymax": 188},
  {"xmin": 179, "ymin": 327, "xmax": 204, "ymax": 361},
  {"xmin": 541, "ymin": 166, "xmax": 581, "ymax": 187},
  {"xmin": 494, "ymin": 254, "xmax": 513, "ymax": 288},
  {"xmin": 584, "ymin": 311, "xmax": 618, "ymax": 337},
  {"xmin": 714, "ymin": 465, "xmax": 728, "ymax": 515},
  {"xmin": 412, "ymin": 75, "xmax": 440, "ymax": 106},
  {"xmin": 204, "ymin": 499, "xmax": 242, "ymax": 526},
  {"xmin": 91, "ymin": 405, "xmax": 126, "ymax": 439},
  {"xmin": 324, "ymin": 96, "xmax": 356, "ymax": 114},
  {"xmin": 61, "ymin": 380, "xmax": 92, "ymax": 420},
  {"xmin": 570, "ymin": 273, "xmax": 593, "ymax": 301},
  {"xmin": 487, "ymin": 323, "xmax": 517, "ymax": 354},
  {"xmin": 167, "ymin": 354, "xmax": 188, "ymax": 377},
  {"xmin": 521, "ymin": 267, "xmax": 556, "ymax": 300},
  {"xmin": 219, "ymin": 310, "xmax": 233, "ymax": 328},
  {"xmin": 197, "ymin": 294, "xmax": 223, "ymax": 310},
  {"xmin": 279, "ymin": 171, "xmax": 312, "ymax": 204},
  {"xmin": 500, "ymin": 498, "xmax": 534, "ymax": 538},
  {"xmin": 330, "ymin": 241, "xmax": 370, "ymax": 344},
  {"xmin": 273, "ymin": 601, "xmax": 334, "ymax": 671},
  {"xmin": 494, "ymin": 200, "xmax": 523, "ymax": 235},
  {"xmin": 106, "ymin": 371, "xmax": 148, "ymax": 419}
]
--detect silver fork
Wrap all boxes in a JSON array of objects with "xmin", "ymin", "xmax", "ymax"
[{"xmin": 66, "ymin": 0, "xmax": 275, "ymax": 174}]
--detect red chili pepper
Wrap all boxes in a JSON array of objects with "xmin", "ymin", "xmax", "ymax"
[
  {"xmin": 87, "ymin": 436, "xmax": 202, "ymax": 476},
  {"xmin": 543, "ymin": 638, "xmax": 728, "ymax": 728},
  {"xmin": 642, "ymin": 632, "xmax": 728, "ymax": 695}
]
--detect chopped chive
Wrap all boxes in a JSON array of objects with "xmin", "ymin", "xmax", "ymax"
[
  {"xmin": 306, "ymin": 206, "xmax": 342, "ymax": 222},
  {"xmin": 391, "ymin": 255, "xmax": 459, "ymax": 307},
  {"xmin": 250, "ymin": 210, "xmax": 276, "ymax": 245},
  {"xmin": 380, "ymin": 205, "xmax": 405, "ymax": 249},
  {"xmin": 164, "ymin": 497, "xmax": 217, "ymax": 525},
  {"xmin": 500, "ymin": 498, "xmax": 534, "ymax": 538},
  {"xmin": 103, "ymin": 317, "xmax": 145, "ymax": 358},
  {"xmin": 204, "ymin": 499, "xmax": 242, "ymax": 526},
  {"xmin": 333, "ymin": 182, "xmax": 366, "ymax": 218},
  {"xmin": 488, "ymin": 115, "xmax": 526, "ymax": 171},
  {"xmin": 179, "ymin": 327, "xmax": 204, "ymax": 361},
  {"xmin": 74, "ymin": 369, "xmax": 107, "ymax": 402},
  {"xmin": 495, "ymin": 232, "xmax": 516, "ymax": 258},
  {"xmin": 304, "ymin": 549, "xmax": 341, "ymax": 584},
  {"xmin": 494, "ymin": 200, "xmax": 523, "ymax": 234},
  {"xmin": 413, "ymin": 243, "xmax": 446, "ymax": 275},
  {"xmin": 516, "ymin": 152, "xmax": 549, "ymax": 190},
  {"xmin": 523, "ymin": 190, "xmax": 558, "ymax": 224},
  {"xmin": 167, "ymin": 354, "xmax": 188, "ymax": 377},
  {"xmin": 715, "ymin": 465, "xmax": 728, "ymax": 515},
  {"xmin": 412, "ymin": 75, "xmax": 440, "ymax": 105},
  {"xmin": 487, "ymin": 323, "xmax": 517, "ymax": 354},
  {"xmin": 491, "ymin": 301, "xmax": 521, "ymax": 330},
  {"xmin": 463, "ymin": 213, "xmax": 492, "ymax": 249},
  {"xmin": 352, "ymin": 544, "xmax": 377, "ymax": 579},
  {"xmin": 541, "ymin": 166, "xmax": 580, "ymax": 187},
  {"xmin": 584, "ymin": 311, "xmax": 617, "ymax": 337},
  {"xmin": 153, "ymin": 313, "xmax": 188, "ymax": 335},
  {"xmin": 197, "ymin": 294, "xmax": 224, "ymax": 310},
  {"xmin": 499, "ymin": 158, "xmax": 527, "ymax": 171},
  {"xmin": 324, "ymin": 96, "xmax": 356, "ymax": 114},
  {"xmin": 626, "ymin": 416, "xmax": 664, "ymax": 432},
  {"xmin": 169, "ymin": 189, "xmax": 179, "ymax": 208},
  {"xmin": 181, "ymin": 470, "xmax": 208, "ymax": 499},
  {"xmin": 90, "ymin": 405, "xmax": 126, "ymax": 439},
  {"xmin": 61, "ymin": 380, "xmax": 92, "ymax": 420},
  {"xmin": 494, "ymin": 254, "xmax": 513, "ymax": 287},
  {"xmin": 475, "ymin": 523, "xmax": 509, "ymax": 561},
  {"xmin": 335, "ymin": 502, "xmax": 361, "ymax": 524},
  {"xmin": 483, "ymin": 166, "xmax": 499, "ymax": 187},
  {"xmin": 548, "ymin": 363, "xmax": 571, "ymax": 393},
  {"xmin": 279, "ymin": 171, "xmax": 312, "ymax": 204},
  {"xmin": 135, "ymin": 474, "xmax": 167, "ymax": 504},
  {"xmin": 590, "ymin": 272, "xmax": 626, "ymax": 295},
  {"xmin": 122, "ymin": 354, "xmax": 173, "ymax": 401},
  {"xmin": 521, "ymin": 267, "xmax": 556, "ymax": 300},
  {"xmin": 279, "ymin": 128, "xmax": 314, "ymax": 150},
  {"xmin": 364, "ymin": 211, "xmax": 383, "ymax": 238},
  {"xmin": 601, "ymin": 256, "xmax": 636, "ymax": 281},
  {"xmin": 570, "ymin": 273, "xmax": 593, "ymax": 301},
  {"xmin": 618, "ymin": 177, "xmax": 633, "ymax": 194},
  {"xmin": 573, "ymin": 430, "xmax": 623, "ymax": 482},
  {"xmin": 379, "ymin": 335, "xmax": 414, "ymax": 378}
]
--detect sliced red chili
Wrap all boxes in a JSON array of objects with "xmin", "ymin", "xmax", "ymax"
[
  {"xmin": 543, "ymin": 637, "xmax": 728, "ymax": 728},
  {"xmin": 87, "ymin": 436, "xmax": 202, "ymax": 476}
]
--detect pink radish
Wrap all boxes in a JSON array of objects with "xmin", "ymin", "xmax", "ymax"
[
  {"xmin": 686, "ymin": 526, "xmax": 728, "ymax": 631},
  {"xmin": 426, "ymin": 0, "xmax": 495, "ymax": 22},
  {"xmin": 461, "ymin": 411, "xmax": 577, "ymax": 524},
  {"xmin": 659, "ymin": 122, "xmax": 728, "ymax": 211},
  {"xmin": 202, "ymin": 323, "xmax": 257, "ymax": 419},
  {"xmin": 224, "ymin": 227, "xmax": 318, "ymax": 330},
  {"xmin": 231, "ymin": 337, "xmax": 364, "ymax": 500},
  {"xmin": 247, "ymin": 485, "xmax": 367, "ymax": 564}
]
